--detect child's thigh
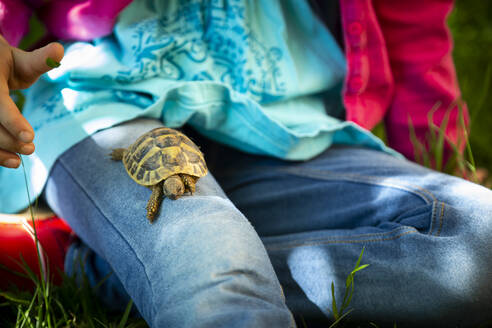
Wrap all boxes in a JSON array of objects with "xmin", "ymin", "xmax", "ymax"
[
  {"xmin": 43, "ymin": 118, "xmax": 292, "ymax": 325},
  {"xmin": 211, "ymin": 145, "xmax": 492, "ymax": 325}
]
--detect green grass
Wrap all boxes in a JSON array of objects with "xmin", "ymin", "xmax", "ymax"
[
  {"xmin": 329, "ymin": 247, "xmax": 370, "ymax": 326},
  {"xmin": 0, "ymin": 262, "xmax": 147, "ymax": 328},
  {"xmin": 0, "ymin": 158, "xmax": 148, "ymax": 328}
]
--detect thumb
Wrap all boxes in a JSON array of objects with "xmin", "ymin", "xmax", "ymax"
[{"xmin": 10, "ymin": 42, "xmax": 64, "ymax": 89}]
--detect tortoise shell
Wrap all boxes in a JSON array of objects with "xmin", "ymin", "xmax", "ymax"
[{"xmin": 122, "ymin": 127, "xmax": 207, "ymax": 186}]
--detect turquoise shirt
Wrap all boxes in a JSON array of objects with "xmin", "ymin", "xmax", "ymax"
[{"xmin": 0, "ymin": 0, "xmax": 400, "ymax": 213}]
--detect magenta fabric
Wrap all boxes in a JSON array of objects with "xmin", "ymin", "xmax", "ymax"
[
  {"xmin": 37, "ymin": 0, "xmax": 132, "ymax": 41},
  {"xmin": 0, "ymin": 0, "xmax": 31, "ymax": 46},
  {"xmin": 0, "ymin": 0, "xmax": 468, "ymax": 162},
  {"xmin": 0, "ymin": 0, "xmax": 132, "ymax": 45},
  {"xmin": 340, "ymin": 0, "xmax": 468, "ymax": 161}
]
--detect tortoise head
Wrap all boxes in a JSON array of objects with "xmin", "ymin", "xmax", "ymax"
[{"xmin": 163, "ymin": 175, "xmax": 185, "ymax": 200}]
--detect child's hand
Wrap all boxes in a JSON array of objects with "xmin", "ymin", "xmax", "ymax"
[{"xmin": 0, "ymin": 35, "xmax": 64, "ymax": 168}]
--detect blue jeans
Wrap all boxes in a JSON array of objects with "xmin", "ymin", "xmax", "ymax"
[{"xmin": 44, "ymin": 119, "xmax": 492, "ymax": 327}]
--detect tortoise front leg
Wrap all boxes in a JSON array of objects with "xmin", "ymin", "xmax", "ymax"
[
  {"xmin": 146, "ymin": 181, "xmax": 164, "ymax": 223},
  {"xmin": 109, "ymin": 148, "xmax": 126, "ymax": 161}
]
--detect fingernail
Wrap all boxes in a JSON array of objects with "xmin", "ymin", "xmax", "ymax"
[
  {"xmin": 20, "ymin": 143, "xmax": 35, "ymax": 154},
  {"xmin": 4, "ymin": 158, "xmax": 20, "ymax": 168},
  {"xmin": 19, "ymin": 130, "xmax": 34, "ymax": 143}
]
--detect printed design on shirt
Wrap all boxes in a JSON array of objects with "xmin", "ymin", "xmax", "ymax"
[
  {"xmin": 30, "ymin": 0, "xmax": 288, "ymax": 131},
  {"xmin": 109, "ymin": 0, "xmax": 286, "ymax": 103},
  {"xmin": 29, "ymin": 93, "xmax": 65, "ymax": 131}
]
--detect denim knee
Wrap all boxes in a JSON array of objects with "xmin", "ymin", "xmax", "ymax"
[{"xmin": 141, "ymin": 196, "xmax": 293, "ymax": 327}]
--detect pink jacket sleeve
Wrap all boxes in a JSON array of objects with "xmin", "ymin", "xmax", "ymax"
[
  {"xmin": 375, "ymin": 0, "xmax": 469, "ymax": 162},
  {"xmin": 37, "ymin": 0, "xmax": 133, "ymax": 42},
  {"xmin": 0, "ymin": 0, "xmax": 132, "ymax": 46},
  {"xmin": 0, "ymin": 0, "xmax": 32, "ymax": 46}
]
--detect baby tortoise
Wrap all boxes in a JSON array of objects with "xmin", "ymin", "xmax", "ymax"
[{"xmin": 110, "ymin": 127, "xmax": 208, "ymax": 223}]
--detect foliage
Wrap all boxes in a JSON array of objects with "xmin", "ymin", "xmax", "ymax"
[{"xmin": 448, "ymin": 0, "xmax": 492, "ymax": 175}]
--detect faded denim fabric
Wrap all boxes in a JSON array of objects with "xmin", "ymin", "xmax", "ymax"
[{"xmin": 45, "ymin": 119, "xmax": 492, "ymax": 328}]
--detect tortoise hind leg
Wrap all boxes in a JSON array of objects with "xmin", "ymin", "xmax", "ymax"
[
  {"xmin": 146, "ymin": 182, "xmax": 164, "ymax": 223},
  {"xmin": 109, "ymin": 148, "xmax": 126, "ymax": 161},
  {"xmin": 181, "ymin": 174, "xmax": 198, "ymax": 195}
]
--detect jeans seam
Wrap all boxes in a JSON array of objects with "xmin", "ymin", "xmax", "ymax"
[
  {"xmin": 58, "ymin": 158, "xmax": 156, "ymax": 317},
  {"xmin": 264, "ymin": 228, "xmax": 418, "ymax": 251},
  {"xmin": 427, "ymin": 201, "xmax": 445, "ymax": 236},
  {"xmin": 436, "ymin": 202, "xmax": 445, "ymax": 236},
  {"xmin": 264, "ymin": 225, "xmax": 413, "ymax": 245},
  {"xmin": 427, "ymin": 201, "xmax": 438, "ymax": 236},
  {"xmin": 279, "ymin": 167, "xmax": 437, "ymax": 205}
]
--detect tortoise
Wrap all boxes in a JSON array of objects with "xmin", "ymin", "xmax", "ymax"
[{"xmin": 110, "ymin": 127, "xmax": 208, "ymax": 223}]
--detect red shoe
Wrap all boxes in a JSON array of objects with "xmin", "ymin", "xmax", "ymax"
[{"xmin": 0, "ymin": 213, "xmax": 74, "ymax": 290}]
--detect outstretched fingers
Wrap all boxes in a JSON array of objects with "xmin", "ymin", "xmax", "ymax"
[{"xmin": 0, "ymin": 38, "xmax": 63, "ymax": 169}]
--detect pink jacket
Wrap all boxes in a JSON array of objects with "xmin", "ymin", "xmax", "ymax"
[{"xmin": 0, "ymin": 0, "xmax": 468, "ymax": 162}]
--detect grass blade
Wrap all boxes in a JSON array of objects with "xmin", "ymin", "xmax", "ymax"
[
  {"xmin": 331, "ymin": 282, "xmax": 339, "ymax": 320},
  {"xmin": 408, "ymin": 115, "xmax": 430, "ymax": 168},
  {"xmin": 0, "ymin": 262, "xmax": 30, "ymax": 280},
  {"xmin": 118, "ymin": 300, "xmax": 134, "ymax": 328},
  {"xmin": 53, "ymin": 298, "xmax": 69, "ymax": 327},
  {"xmin": 18, "ymin": 289, "xmax": 38, "ymax": 328},
  {"xmin": 94, "ymin": 318, "xmax": 108, "ymax": 328},
  {"xmin": 0, "ymin": 292, "xmax": 31, "ymax": 305},
  {"xmin": 327, "ymin": 308, "xmax": 353, "ymax": 328},
  {"xmin": 351, "ymin": 264, "xmax": 370, "ymax": 275},
  {"xmin": 16, "ymin": 255, "xmax": 40, "ymax": 286},
  {"xmin": 354, "ymin": 246, "xmax": 365, "ymax": 269},
  {"xmin": 19, "ymin": 156, "xmax": 46, "ymax": 289},
  {"xmin": 431, "ymin": 103, "xmax": 452, "ymax": 172}
]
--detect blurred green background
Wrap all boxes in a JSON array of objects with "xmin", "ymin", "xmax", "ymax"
[{"xmin": 448, "ymin": 0, "xmax": 492, "ymax": 174}]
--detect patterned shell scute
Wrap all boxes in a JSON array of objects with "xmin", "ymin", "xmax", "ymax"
[{"xmin": 122, "ymin": 127, "xmax": 207, "ymax": 186}]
